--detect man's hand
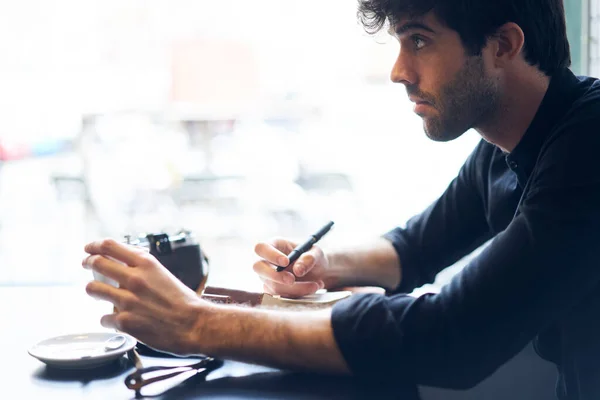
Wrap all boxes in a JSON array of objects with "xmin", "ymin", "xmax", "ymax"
[
  {"xmin": 82, "ymin": 238, "xmax": 209, "ymax": 355},
  {"xmin": 253, "ymin": 237, "xmax": 332, "ymax": 298},
  {"xmin": 83, "ymin": 238, "xmax": 350, "ymax": 375}
]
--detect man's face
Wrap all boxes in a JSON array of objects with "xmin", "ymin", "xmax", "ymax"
[{"xmin": 389, "ymin": 12, "xmax": 499, "ymax": 141}]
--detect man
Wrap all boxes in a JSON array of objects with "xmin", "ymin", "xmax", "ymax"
[{"xmin": 82, "ymin": 0, "xmax": 600, "ymax": 398}]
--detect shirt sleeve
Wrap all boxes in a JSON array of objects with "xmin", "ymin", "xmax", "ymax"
[
  {"xmin": 384, "ymin": 141, "xmax": 494, "ymax": 294},
  {"xmin": 332, "ymin": 117, "xmax": 600, "ymax": 389}
]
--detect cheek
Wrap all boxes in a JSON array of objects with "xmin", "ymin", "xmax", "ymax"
[{"xmin": 417, "ymin": 56, "xmax": 464, "ymax": 99}]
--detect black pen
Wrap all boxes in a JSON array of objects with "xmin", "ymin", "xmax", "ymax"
[{"xmin": 276, "ymin": 221, "xmax": 335, "ymax": 272}]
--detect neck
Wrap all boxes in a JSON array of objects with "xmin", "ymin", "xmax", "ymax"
[{"xmin": 475, "ymin": 67, "xmax": 550, "ymax": 153}]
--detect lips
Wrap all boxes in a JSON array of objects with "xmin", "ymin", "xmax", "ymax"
[{"xmin": 409, "ymin": 96, "xmax": 431, "ymax": 106}]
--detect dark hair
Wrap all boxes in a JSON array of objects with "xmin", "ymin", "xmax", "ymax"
[{"xmin": 357, "ymin": 0, "xmax": 571, "ymax": 76}]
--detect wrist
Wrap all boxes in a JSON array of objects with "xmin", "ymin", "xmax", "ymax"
[
  {"xmin": 323, "ymin": 251, "xmax": 344, "ymax": 289},
  {"xmin": 186, "ymin": 299, "xmax": 219, "ymax": 356}
]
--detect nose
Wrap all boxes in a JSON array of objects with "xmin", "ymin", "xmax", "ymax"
[{"xmin": 390, "ymin": 48, "xmax": 417, "ymax": 86}]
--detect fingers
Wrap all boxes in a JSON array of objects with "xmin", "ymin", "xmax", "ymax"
[
  {"xmin": 262, "ymin": 279, "xmax": 324, "ymax": 299},
  {"xmin": 292, "ymin": 246, "xmax": 326, "ymax": 277},
  {"xmin": 83, "ymin": 254, "xmax": 131, "ymax": 284},
  {"xmin": 270, "ymin": 237, "xmax": 298, "ymax": 253},
  {"xmin": 254, "ymin": 238, "xmax": 297, "ymax": 268},
  {"xmin": 84, "ymin": 238, "xmax": 146, "ymax": 266},
  {"xmin": 100, "ymin": 313, "xmax": 118, "ymax": 329},
  {"xmin": 253, "ymin": 237, "xmax": 328, "ymax": 298},
  {"xmin": 100, "ymin": 311, "xmax": 149, "ymax": 336},
  {"xmin": 100, "ymin": 311, "xmax": 147, "ymax": 334},
  {"xmin": 255, "ymin": 258, "xmax": 324, "ymax": 297},
  {"xmin": 293, "ymin": 252, "xmax": 315, "ymax": 277},
  {"xmin": 253, "ymin": 260, "xmax": 296, "ymax": 285},
  {"xmin": 86, "ymin": 280, "xmax": 137, "ymax": 310}
]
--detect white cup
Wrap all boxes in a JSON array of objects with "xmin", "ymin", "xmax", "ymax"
[
  {"xmin": 92, "ymin": 256, "xmax": 124, "ymax": 288},
  {"xmin": 90, "ymin": 245, "xmax": 149, "ymax": 288}
]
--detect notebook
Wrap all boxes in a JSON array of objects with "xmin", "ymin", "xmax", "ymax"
[{"xmin": 201, "ymin": 286, "xmax": 351, "ymax": 309}]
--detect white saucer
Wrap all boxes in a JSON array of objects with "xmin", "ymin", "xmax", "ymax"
[{"xmin": 28, "ymin": 332, "xmax": 137, "ymax": 369}]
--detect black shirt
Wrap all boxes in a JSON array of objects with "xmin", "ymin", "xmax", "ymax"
[{"xmin": 331, "ymin": 68, "xmax": 600, "ymax": 400}]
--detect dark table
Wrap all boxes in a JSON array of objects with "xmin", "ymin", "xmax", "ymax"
[
  {"xmin": 2, "ymin": 287, "xmax": 557, "ymax": 400},
  {"xmin": 2, "ymin": 287, "xmax": 420, "ymax": 400}
]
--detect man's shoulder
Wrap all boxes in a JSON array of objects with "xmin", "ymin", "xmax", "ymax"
[
  {"xmin": 538, "ymin": 77, "xmax": 600, "ymax": 175},
  {"xmin": 546, "ymin": 75, "xmax": 600, "ymax": 148},
  {"xmin": 565, "ymin": 75, "xmax": 600, "ymax": 122}
]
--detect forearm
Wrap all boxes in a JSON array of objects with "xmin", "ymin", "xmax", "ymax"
[
  {"xmin": 325, "ymin": 238, "xmax": 401, "ymax": 291},
  {"xmin": 193, "ymin": 303, "xmax": 351, "ymax": 375}
]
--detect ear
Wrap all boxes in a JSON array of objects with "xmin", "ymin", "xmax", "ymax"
[{"xmin": 490, "ymin": 22, "xmax": 525, "ymax": 66}]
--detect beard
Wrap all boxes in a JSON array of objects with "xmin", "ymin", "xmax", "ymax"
[{"xmin": 408, "ymin": 55, "xmax": 499, "ymax": 142}]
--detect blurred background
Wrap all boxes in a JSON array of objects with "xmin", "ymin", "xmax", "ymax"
[{"xmin": 0, "ymin": 0, "xmax": 595, "ymax": 290}]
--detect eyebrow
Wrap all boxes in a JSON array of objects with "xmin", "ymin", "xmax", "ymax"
[{"xmin": 388, "ymin": 22, "xmax": 437, "ymax": 36}]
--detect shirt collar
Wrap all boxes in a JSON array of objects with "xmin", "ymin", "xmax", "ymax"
[{"xmin": 505, "ymin": 68, "xmax": 581, "ymax": 186}]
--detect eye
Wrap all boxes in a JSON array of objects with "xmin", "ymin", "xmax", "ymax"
[{"xmin": 412, "ymin": 36, "xmax": 427, "ymax": 50}]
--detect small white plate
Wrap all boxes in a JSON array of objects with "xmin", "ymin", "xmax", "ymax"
[{"xmin": 28, "ymin": 332, "xmax": 137, "ymax": 369}]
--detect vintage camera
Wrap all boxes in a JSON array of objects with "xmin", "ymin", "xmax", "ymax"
[{"xmin": 125, "ymin": 230, "xmax": 209, "ymax": 293}]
